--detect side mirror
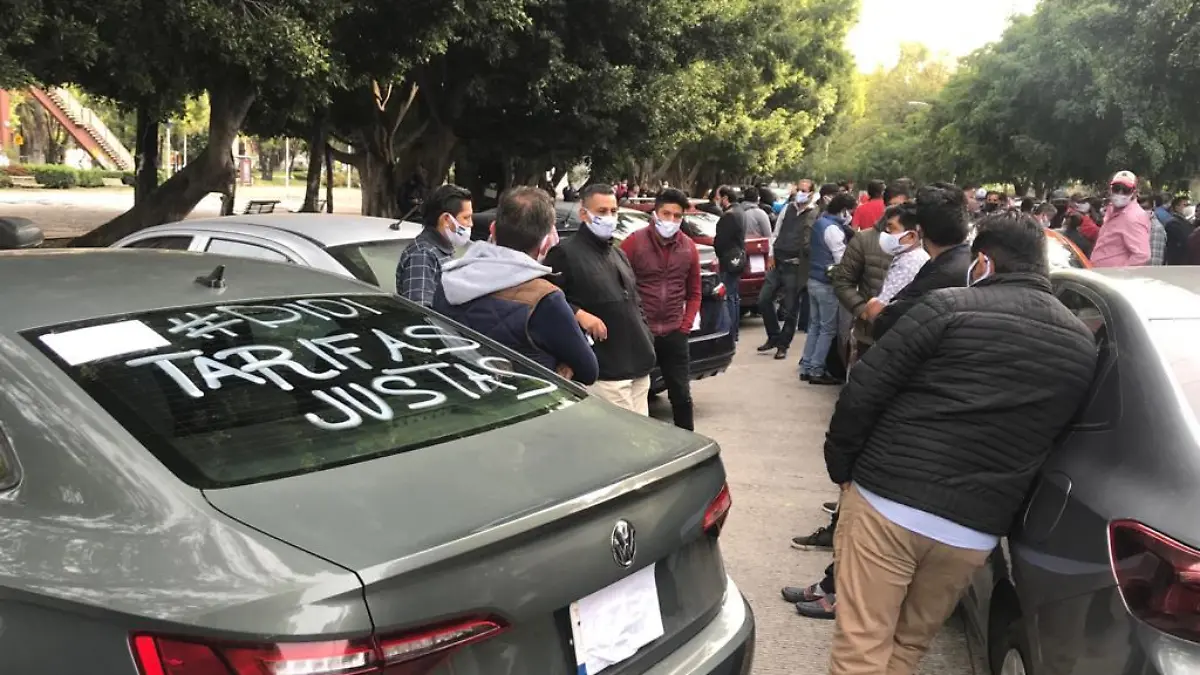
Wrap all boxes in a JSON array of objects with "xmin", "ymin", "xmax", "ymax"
[{"xmin": 0, "ymin": 217, "xmax": 44, "ymax": 249}]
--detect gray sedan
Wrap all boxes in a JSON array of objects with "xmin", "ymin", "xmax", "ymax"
[
  {"xmin": 0, "ymin": 246, "xmax": 754, "ymax": 674},
  {"xmin": 962, "ymin": 266, "xmax": 1200, "ymax": 675}
]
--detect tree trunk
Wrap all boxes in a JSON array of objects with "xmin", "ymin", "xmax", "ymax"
[
  {"xmin": 301, "ymin": 119, "xmax": 326, "ymax": 212},
  {"xmin": 324, "ymin": 142, "xmax": 334, "ymax": 213},
  {"xmin": 418, "ymin": 123, "xmax": 457, "ymax": 187},
  {"xmin": 134, "ymin": 101, "xmax": 160, "ymax": 204},
  {"xmin": 73, "ymin": 83, "xmax": 255, "ymax": 247}
]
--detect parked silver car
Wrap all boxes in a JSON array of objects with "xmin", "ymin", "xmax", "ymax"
[
  {"xmin": 0, "ymin": 246, "xmax": 754, "ymax": 674},
  {"xmin": 963, "ymin": 266, "xmax": 1200, "ymax": 675}
]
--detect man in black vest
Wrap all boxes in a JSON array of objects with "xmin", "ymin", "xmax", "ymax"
[{"xmin": 757, "ymin": 178, "xmax": 819, "ymax": 359}]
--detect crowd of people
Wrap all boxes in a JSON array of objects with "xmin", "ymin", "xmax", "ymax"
[
  {"xmin": 392, "ymin": 170, "xmax": 1166, "ymax": 674},
  {"xmin": 396, "ymin": 182, "xmax": 703, "ymax": 430}
]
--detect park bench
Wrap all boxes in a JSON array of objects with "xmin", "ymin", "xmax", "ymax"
[
  {"xmin": 244, "ymin": 199, "xmax": 281, "ymax": 214},
  {"xmin": 10, "ymin": 176, "xmax": 38, "ymax": 188}
]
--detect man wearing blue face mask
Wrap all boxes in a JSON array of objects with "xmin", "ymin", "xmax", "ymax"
[
  {"xmin": 544, "ymin": 184, "xmax": 657, "ymax": 414},
  {"xmin": 396, "ymin": 184, "xmax": 474, "ymax": 307}
]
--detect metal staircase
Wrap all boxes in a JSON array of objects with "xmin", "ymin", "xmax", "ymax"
[{"xmin": 27, "ymin": 86, "xmax": 135, "ymax": 172}]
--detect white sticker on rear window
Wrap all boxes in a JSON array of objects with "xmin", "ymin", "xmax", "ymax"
[{"xmin": 40, "ymin": 320, "xmax": 170, "ymax": 366}]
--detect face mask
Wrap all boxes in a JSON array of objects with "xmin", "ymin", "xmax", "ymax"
[
  {"xmin": 966, "ymin": 254, "xmax": 993, "ymax": 287},
  {"xmin": 795, "ymin": 192, "xmax": 811, "ymax": 205},
  {"xmin": 444, "ymin": 216, "xmax": 472, "ymax": 248},
  {"xmin": 654, "ymin": 216, "xmax": 681, "ymax": 238},
  {"xmin": 1184, "ymin": 206, "xmax": 1196, "ymax": 220},
  {"xmin": 879, "ymin": 230, "xmax": 917, "ymax": 255},
  {"xmin": 1074, "ymin": 202, "xmax": 1091, "ymax": 214},
  {"xmin": 585, "ymin": 211, "xmax": 617, "ymax": 240},
  {"xmin": 1110, "ymin": 194, "xmax": 1132, "ymax": 209},
  {"xmin": 835, "ymin": 210, "xmax": 852, "ymax": 224},
  {"xmin": 983, "ymin": 202, "xmax": 999, "ymax": 213}
]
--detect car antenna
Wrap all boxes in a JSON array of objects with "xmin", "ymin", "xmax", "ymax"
[
  {"xmin": 391, "ymin": 201, "xmax": 424, "ymax": 230},
  {"xmin": 194, "ymin": 265, "xmax": 227, "ymax": 289}
]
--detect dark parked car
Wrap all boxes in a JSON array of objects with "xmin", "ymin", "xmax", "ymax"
[
  {"xmin": 476, "ymin": 204, "xmax": 736, "ymax": 393},
  {"xmin": 962, "ymin": 266, "xmax": 1200, "ymax": 675},
  {"xmin": 0, "ymin": 243, "xmax": 754, "ymax": 674}
]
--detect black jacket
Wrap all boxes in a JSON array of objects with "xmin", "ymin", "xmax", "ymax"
[
  {"xmin": 544, "ymin": 227, "xmax": 657, "ymax": 381},
  {"xmin": 1163, "ymin": 213, "xmax": 1195, "ymax": 266},
  {"xmin": 825, "ymin": 273, "xmax": 1097, "ymax": 535},
  {"xmin": 873, "ymin": 243, "xmax": 971, "ymax": 341},
  {"xmin": 713, "ymin": 204, "xmax": 747, "ymax": 275}
]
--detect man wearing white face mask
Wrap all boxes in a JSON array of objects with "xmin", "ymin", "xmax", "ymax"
[
  {"xmin": 396, "ymin": 184, "xmax": 474, "ymax": 307},
  {"xmin": 863, "ymin": 203, "xmax": 929, "ymax": 322},
  {"xmin": 620, "ymin": 188, "xmax": 701, "ymax": 430},
  {"xmin": 545, "ymin": 184, "xmax": 657, "ymax": 414},
  {"xmin": 433, "ymin": 187, "xmax": 597, "ymax": 384},
  {"xmin": 1091, "ymin": 171, "xmax": 1151, "ymax": 268}
]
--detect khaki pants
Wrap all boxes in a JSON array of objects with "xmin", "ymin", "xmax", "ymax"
[
  {"xmin": 830, "ymin": 485, "xmax": 990, "ymax": 675},
  {"xmin": 588, "ymin": 376, "xmax": 651, "ymax": 415}
]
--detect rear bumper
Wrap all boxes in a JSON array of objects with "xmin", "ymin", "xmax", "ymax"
[
  {"xmin": 645, "ymin": 576, "xmax": 755, "ymax": 675},
  {"xmin": 738, "ymin": 276, "xmax": 764, "ymax": 308},
  {"xmin": 650, "ymin": 330, "xmax": 735, "ymax": 393}
]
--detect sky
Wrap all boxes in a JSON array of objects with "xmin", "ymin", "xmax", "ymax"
[{"xmin": 847, "ymin": 0, "xmax": 1041, "ymax": 72}]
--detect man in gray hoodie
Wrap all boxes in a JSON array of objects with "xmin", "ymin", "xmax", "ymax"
[{"xmin": 432, "ymin": 187, "xmax": 598, "ymax": 384}]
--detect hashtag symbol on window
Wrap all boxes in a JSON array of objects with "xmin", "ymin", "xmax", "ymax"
[{"xmin": 167, "ymin": 313, "xmax": 243, "ymax": 340}]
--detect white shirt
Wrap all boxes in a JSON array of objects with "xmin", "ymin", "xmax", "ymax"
[{"xmin": 824, "ymin": 221, "xmax": 847, "ymax": 264}]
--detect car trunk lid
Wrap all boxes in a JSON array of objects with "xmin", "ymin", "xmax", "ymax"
[{"xmin": 204, "ymin": 399, "xmax": 731, "ymax": 674}]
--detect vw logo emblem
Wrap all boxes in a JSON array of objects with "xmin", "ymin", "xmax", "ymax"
[{"xmin": 611, "ymin": 519, "xmax": 636, "ymax": 568}]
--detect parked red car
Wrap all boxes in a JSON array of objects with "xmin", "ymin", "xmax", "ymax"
[{"xmin": 679, "ymin": 211, "xmax": 769, "ymax": 313}]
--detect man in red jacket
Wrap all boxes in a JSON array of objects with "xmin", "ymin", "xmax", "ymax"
[
  {"xmin": 850, "ymin": 179, "xmax": 886, "ymax": 230},
  {"xmin": 621, "ymin": 188, "xmax": 702, "ymax": 430}
]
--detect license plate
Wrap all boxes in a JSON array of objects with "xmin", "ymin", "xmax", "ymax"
[
  {"xmin": 749, "ymin": 255, "xmax": 766, "ymax": 274},
  {"xmin": 569, "ymin": 565, "xmax": 664, "ymax": 674}
]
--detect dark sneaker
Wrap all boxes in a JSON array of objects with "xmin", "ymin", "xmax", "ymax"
[
  {"xmin": 774, "ymin": 347, "xmax": 788, "ymax": 360},
  {"xmin": 809, "ymin": 373, "xmax": 842, "ymax": 386},
  {"xmin": 799, "ymin": 372, "xmax": 810, "ymax": 382},
  {"xmin": 756, "ymin": 340, "xmax": 776, "ymax": 353},
  {"xmin": 796, "ymin": 593, "xmax": 836, "ymax": 620},
  {"xmin": 791, "ymin": 525, "xmax": 834, "ymax": 550},
  {"xmin": 822, "ymin": 501, "xmax": 838, "ymax": 515},
  {"xmin": 781, "ymin": 582, "xmax": 824, "ymax": 604}
]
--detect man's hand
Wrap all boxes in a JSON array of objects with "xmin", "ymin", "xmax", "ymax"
[
  {"xmin": 575, "ymin": 309, "xmax": 608, "ymax": 341},
  {"xmin": 840, "ymin": 482, "xmax": 851, "ymax": 492},
  {"xmin": 767, "ymin": 256, "xmax": 776, "ymax": 271},
  {"xmin": 555, "ymin": 364, "xmax": 575, "ymax": 380},
  {"xmin": 864, "ymin": 298, "xmax": 886, "ymax": 321}
]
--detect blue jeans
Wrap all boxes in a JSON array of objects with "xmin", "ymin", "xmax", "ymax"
[
  {"xmin": 723, "ymin": 272, "xmax": 742, "ymax": 342},
  {"xmin": 800, "ymin": 278, "xmax": 838, "ymax": 376}
]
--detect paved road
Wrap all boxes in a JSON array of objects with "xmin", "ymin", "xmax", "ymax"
[
  {"xmin": 0, "ymin": 186, "xmax": 364, "ymax": 238},
  {"xmin": 652, "ymin": 319, "xmax": 987, "ymax": 675}
]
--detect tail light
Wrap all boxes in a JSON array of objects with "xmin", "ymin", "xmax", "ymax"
[
  {"xmin": 1109, "ymin": 520, "xmax": 1200, "ymax": 642},
  {"xmin": 703, "ymin": 483, "xmax": 732, "ymax": 536},
  {"xmin": 132, "ymin": 618, "xmax": 506, "ymax": 675}
]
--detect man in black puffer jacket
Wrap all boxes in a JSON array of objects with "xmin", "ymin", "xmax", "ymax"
[{"xmin": 824, "ymin": 212, "xmax": 1097, "ymax": 675}]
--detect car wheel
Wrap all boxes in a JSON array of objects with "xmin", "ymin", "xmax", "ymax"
[{"xmin": 992, "ymin": 618, "xmax": 1033, "ymax": 675}]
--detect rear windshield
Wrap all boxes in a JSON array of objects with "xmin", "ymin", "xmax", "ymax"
[
  {"xmin": 27, "ymin": 295, "xmax": 580, "ymax": 488},
  {"xmin": 1047, "ymin": 234, "xmax": 1087, "ymax": 270},
  {"xmin": 327, "ymin": 240, "xmax": 408, "ymax": 294}
]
